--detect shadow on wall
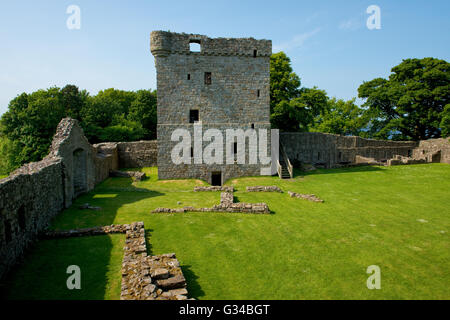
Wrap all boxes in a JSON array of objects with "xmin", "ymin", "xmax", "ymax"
[{"xmin": 1, "ymin": 177, "xmax": 164, "ymax": 300}]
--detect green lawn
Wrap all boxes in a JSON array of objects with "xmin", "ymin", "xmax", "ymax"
[
  {"xmin": 2, "ymin": 164, "xmax": 449, "ymax": 300},
  {"xmin": 0, "ymin": 175, "xmax": 7, "ymax": 179}
]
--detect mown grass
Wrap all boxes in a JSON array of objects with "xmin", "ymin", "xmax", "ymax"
[
  {"xmin": 0, "ymin": 175, "xmax": 7, "ymax": 179},
  {"xmin": 2, "ymin": 165, "xmax": 449, "ymax": 300}
]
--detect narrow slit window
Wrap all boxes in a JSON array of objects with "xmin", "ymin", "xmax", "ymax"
[
  {"xmin": 251, "ymin": 123, "xmax": 255, "ymax": 129},
  {"xmin": 189, "ymin": 110, "xmax": 199, "ymax": 123},
  {"xmin": 190, "ymin": 147, "xmax": 194, "ymax": 158},
  {"xmin": 187, "ymin": 74, "xmax": 191, "ymax": 80},
  {"xmin": 204, "ymin": 72, "xmax": 212, "ymax": 85},
  {"xmin": 233, "ymin": 142, "xmax": 238, "ymax": 155},
  {"xmin": 257, "ymin": 89, "xmax": 260, "ymax": 97},
  {"xmin": 253, "ymin": 49, "xmax": 257, "ymax": 57}
]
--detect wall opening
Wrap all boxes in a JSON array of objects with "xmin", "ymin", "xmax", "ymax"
[
  {"xmin": 204, "ymin": 72, "xmax": 212, "ymax": 85},
  {"xmin": 190, "ymin": 147, "xmax": 194, "ymax": 158},
  {"xmin": 4, "ymin": 219, "xmax": 12, "ymax": 243},
  {"xmin": 211, "ymin": 172, "xmax": 222, "ymax": 186},
  {"xmin": 257, "ymin": 89, "xmax": 260, "ymax": 97},
  {"xmin": 253, "ymin": 49, "xmax": 257, "ymax": 57},
  {"xmin": 18, "ymin": 205, "xmax": 26, "ymax": 230},
  {"xmin": 251, "ymin": 123, "xmax": 255, "ymax": 129},
  {"xmin": 189, "ymin": 110, "xmax": 199, "ymax": 123},
  {"xmin": 187, "ymin": 74, "xmax": 191, "ymax": 80},
  {"xmin": 317, "ymin": 152, "xmax": 321, "ymax": 160},
  {"xmin": 189, "ymin": 40, "xmax": 201, "ymax": 52},
  {"xmin": 408, "ymin": 149, "xmax": 412, "ymax": 157},
  {"xmin": 73, "ymin": 148, "xmax": 87, "ymax": 198}
]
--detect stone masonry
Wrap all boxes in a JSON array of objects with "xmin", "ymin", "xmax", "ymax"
[
  {"xmin": 151, "ymin": 31, "xmax": 272, "ymax": 185},
  {"xmin": 43, "ymin": 222, "xmax": 190, "ymax": 300}
]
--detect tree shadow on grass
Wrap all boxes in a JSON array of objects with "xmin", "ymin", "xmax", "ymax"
[
  {"xmin": 1, "ymin": 176, "xmax": 164, "ymax": 300},
  {"xmin": 144, "ymin": 229, "xmax": 205, "ymax": 300}
]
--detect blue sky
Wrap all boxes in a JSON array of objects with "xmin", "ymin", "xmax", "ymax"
[{"xmin": 0, "ymin": 0, "xmax": 449, "ymax": 115}]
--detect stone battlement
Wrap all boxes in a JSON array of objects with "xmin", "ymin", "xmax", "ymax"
[{"xmin": 150, "ymin": 31, "xmax": 272, "ymax": 57}]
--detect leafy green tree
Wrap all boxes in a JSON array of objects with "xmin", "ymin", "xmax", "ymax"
[
  {"xmin": 0, "ymin": 135, "xmax": 21, "ymax": 175},
  {"xmin": 270, "ymin": 52, "xmax": 301, "ymax": 113},
  {"xmin": 60, "ymin": 84, "xmax": 88, "ymax": 120},
  {"xmin": 270, "ymin": 52, "xmax": 328, "ymax": 131},
  {"xmin": 311, "ymin": 98, "xmax": 366, "ymax": 136},
  {"xmin": 95, "ymin": 88, "xmax": 136, "ymax": 115},
  {"xmin": 0, "ymin": 88, "xmax": 66, "ymax": 165},
  {"xmin": 441, "ymin": 104, "xmax": 450, "ymax": 137},
  {"xmin": 128, "ymin": 90, "xmax": 157, "ymax": 139},
  {"xmin": 358, "ymin": 58, "xmax": 450, "ymax": 140}
]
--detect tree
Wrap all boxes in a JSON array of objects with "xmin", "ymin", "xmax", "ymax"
[
  {"xmin": 270, "ymin": 52, "xmax": 301, "ymax": 114},
  {"xmin": 311, "ymin": 98, "xmax": 366, "ymax": 136},
  {"xmin": 441, "ymin": 104, "xmax": 450, "ymax": 137},
  {"xmin": 270, "ymin": 52, "xmax": 328, "ymax": 131},
  {"xmin": 358, "ymin": 58, "xmax": 450, "ymax": 140},
  {"xmin": 128, "ymin": 90, "xmax": 157, "ymax": 140},
  {"xmin": 0, "ymin": 87, "xmax": 66, "ymax": 165}
]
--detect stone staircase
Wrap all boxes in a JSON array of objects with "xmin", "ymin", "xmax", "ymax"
[
  {"xmin": 279, "ymin": 155, "xmax": 291, "ymax": 179},
  {"xmin": 278, "ymin": 143, "xmax": 293, "ymax": 179}
]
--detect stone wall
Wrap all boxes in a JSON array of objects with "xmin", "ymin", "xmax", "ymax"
[
  {"xmin": 0, "ymin": 118, "xmax": 123, "ymax": 279},
  {"xmin": 413, "ymin": 138, "xmax": 450, "ymax": 164},
  {"xmin": 0, "ymin": 158, "xmax": 64, "ymax": 280},
  {"xmin": 151, "ymin": 31, "xmax": 272, "ymax": 185},
  {"xmin": 280, "ymin": 132, "xmax": 418, "ymax": 168},
  {"xmin": 117, "ymin": 141, "xmax": 157, "ymax": 168}
]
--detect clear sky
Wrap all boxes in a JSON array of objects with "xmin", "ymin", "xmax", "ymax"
[{"xmin": 0, "ymin": 0, "xmax": 449, "ymax": 115}]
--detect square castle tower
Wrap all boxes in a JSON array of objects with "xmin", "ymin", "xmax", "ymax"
[{"xmin": 150, "ymin": 31, "xmax": 272, "ymax": 185}]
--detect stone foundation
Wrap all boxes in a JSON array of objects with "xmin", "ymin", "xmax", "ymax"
[
  {"xmin": 43, "ymin": 222, "xmax": 191, "ymax": 300},
  {"xmin": 246, "ymin": 186, "xmax": 282, "ymax": 193},
  {"xmin": 288, "ymin": 191, "xmax": 324, "ymax": 203},
  {"xmin": 194, "ymin": 186, "xmax": 234, "ymax": 192},
  {"xmin": 153, "ymin": 190, "xmax": 270, "ymax": 214}
]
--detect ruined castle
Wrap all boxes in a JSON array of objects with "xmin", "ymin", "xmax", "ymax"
[
  {"xmin": 0, "ymin": 31, "xmax": 449, "ymax": 279},
  {"xmin": 150, "ymin": 31, "xmax": 272, "ymax": 185}
]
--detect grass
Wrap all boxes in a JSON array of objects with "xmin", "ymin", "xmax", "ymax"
[
  {"xmin": 1, "ymin": 165, "xmax": 449, "ymax": 300},
  {"xmin": 0, "ymin": 175, "xmax": 7, "ymax": 179}
]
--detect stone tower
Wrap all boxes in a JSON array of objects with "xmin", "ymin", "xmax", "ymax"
[{"xmin": 150, "ymin": 31, "xmax": 272, "ymax": 185}]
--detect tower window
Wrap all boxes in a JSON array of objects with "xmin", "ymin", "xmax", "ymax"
[
  {"xmin": 187, "ymin": 74, "xmax": 191, "ymax": 80},
  {"xmin": 189, "ymin": 40, "xmax": 201, "ymax": 52},
  {"xmin": 257, "ymin": 89, "xmax": 260, "ymax": 97},
  {"xmin": 251, "ymin": 123, "xmax": 255, "ymax": 129},
  {"xmin": 253, "ymin": 50, "xmax": 257, "ymax": 57},
  {"xmin": 190, "ymin": 147, "xmax": 194, "ymax": 158},
  {"xmin": 189, "ymin": 110, "xmax": 199, "ymax": 123},
  {"xmin": 204, "ymin": 72, "xmax": 212, "ymax": 85},
  {"xmin": 233, "ymin": 142, "xmax": 238, "ymax": 154}
]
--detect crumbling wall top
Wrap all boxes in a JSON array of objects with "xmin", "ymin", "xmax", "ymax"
[{"xmin": 150, "ymin": 31, "xmax": 272, "ymax": 57}]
